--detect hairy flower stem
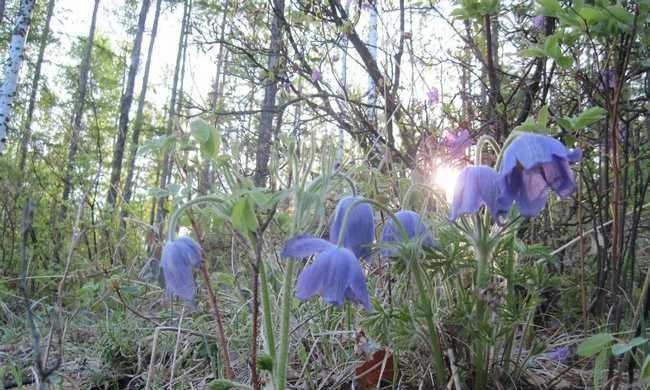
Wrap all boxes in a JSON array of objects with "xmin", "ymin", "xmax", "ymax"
[
  {"xmin": 259, "ymin": 261, "xmax": 276, "ymax": 356},
  {"xmin": 168, "ymin": 195, "xmax": 235, "ymax": 379},
  {"xmin": 275, "ymin": 259, "xmax": 295, "ymax": 389},
  {"xmin": 412, "ymin": 261, "xmax": 448, "ymax": 387}
]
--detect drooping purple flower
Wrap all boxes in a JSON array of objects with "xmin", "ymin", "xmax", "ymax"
[
  {"xmin": 444, "ymin": 129, "xmax": 473, "ymax": 160},
  {"xmin": 546, "ymin": 346, "xmax": 571, "ymax": 363},
  {"xmin": 532, "ymin": 15, "xmax": 545, "ymax": 30},
  {"xmin": 310, "ymin": 69, "xmax": 322, "ymax": 82},
  {"xmin": 282, "ymin": 236, "xmax": 371, "ymax": 309},
  {"xmin": 329, "ymin": 196, "xmax": 375, "ymax": 260},
  {"xmin": 161, "ymin": 236, "xmax": 203, "ymax": 305},
  {"xmin": 497, "ymin": 133, "xmax": 582, "ymax": 218},
  {"xmin": 426, "ymin": 86, "xmax": 440, "ymax": 106},
  {"xmin": 450, "ymin": 166, "xmax": 510, "ymax": 222},
  {"xmin": 380, "ymin": 210, "xmax": 437, "ymax": 257}
]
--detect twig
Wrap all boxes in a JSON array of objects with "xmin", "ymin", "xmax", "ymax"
[
  {"xmin": 168, "ymin": 307, "xmax": 185, "ymax": 389},
  {"xmin": 144, "ymin": 327, "xmax": 160, "ymax": 390}
]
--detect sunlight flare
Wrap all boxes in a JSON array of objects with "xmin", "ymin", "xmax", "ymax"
[{"xmin": 433, "ymin": 164, "xmax": 460, "ymax": 203}]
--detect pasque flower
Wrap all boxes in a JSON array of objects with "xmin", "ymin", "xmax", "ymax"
[
  {"xmin": 426, "ymin": 87, "xmax": 440, "ymax": 106},
  {"xmin": 310, "ymin": 69, "xmax": 322, "ymax": 82},
  {"xmin": 532, "ymin": 15, "xmax": 545, "ymax": 30},
  {"xmin": 444, "ymin": 129, "xmax": 472, "ymax": 161},
  {"xmin": 380, "ymin": 210, "xmax": 436, "ymax": 257},
  {"xmin": 329, "ymin": 196, "xmax": 375, "ymax": 260},
  {"xmin": 498, "ymin": 132, "xmax": 582, "ymax": 217},
  {"xmin": 282, "ymin": 235, "xmax": 371, "ymax": 309},
  {"xmin": 161, "ymin": 236, "xmax": 203, "ymax": 305},
  {"xmin": 450, "ymin": 166, "xmax": 510, "ymax": 222}
]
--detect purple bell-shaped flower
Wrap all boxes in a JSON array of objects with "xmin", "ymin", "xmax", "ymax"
[
  {"xmin": 160, "ymin": 236, "xmax": 203, "ymax": 305},
  {"xmin": 282, "ymin": 235, "xmax": 371, "ymax": 310},
  {"xmin": 450, "ymin": 165, "xmax": 510, "ymax": 222},
  {"xmin": 329, "ymin": 196, "xmax": 375, "ymax": 260},
  {"xmin": 497, "ymin": 133, "xmax": 582, "ymax": 217},
  {"xmin": 380, "ymin": 210, "xmax": 436, "ymax": 257}
]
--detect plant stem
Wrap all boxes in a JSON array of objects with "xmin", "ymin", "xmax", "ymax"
[
  {"xmin": 412, "ymin": 261, "xmax": 448, "ymax": 387},
  {"xmin": 275, "ymin": 260, "xmax": 295, "ymax": 389},
  {"xmin": 260, "ymin": 261, "xmax": 276, "ymax": 356},
  {"xmin": 200, "ymin": 264, "xmax": 235, "ymax": 379}
]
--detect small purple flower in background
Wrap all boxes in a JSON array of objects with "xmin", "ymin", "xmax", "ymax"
[
  {"xmin": 450, "ymin": 166, "xmax": 510, "ymax": 222},
  {"xmin": 282, "ymin": 235, "xmax": 371, "ymax": 309},
  {"xmin": 601, "ymin": 68, "xmax": 617, "ymax": 90},
  {"xmin": 444, "ymin": 129, "xmax": 473, "ymax": 160},
  {"xmin": 361, "ymin": 1, "xmax": 372, "ymax": 12},
  {"xmin": 380, "ymin": 210, "xmax": 436, "ymax": 257},
  {"xmin": 161, "ymin": 236, "xmax": 203, "ymax": 305},
  {"xmin": 546, "ymin": 346, "xmax": 571, "ymax": 363},
  {"xmin": 497, "ymin": 133, "xmax": 582, "ymax": 218},
  {"xmin": 310, "ymin": 69, "xmax": 322, "ymax": 82},
  {"xmin": 426, "ymin": 86, "xmax": 440, "ymax": 106},
  {"xmin": 331, "ymin": 53, "xmax": 340, "ymax": 62},
  {"xmin": 329, "ymin": 196, "xmax": 375, "ymax": 260},
  {"xmin": 532, "ymin": 15, "xmax": 545, "ymax": 31}
]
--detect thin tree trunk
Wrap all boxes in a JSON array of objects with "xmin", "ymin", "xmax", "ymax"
[
  {"xmin": 0, "ymin": 0, "xmax": 36, "ymax": 154},
  {"xmin": 199, "ymin": 0, "xmax": 229, "ymax": 195},
  {"xmin": 253, "ymin": 0, "xmax": 284, "ymax": 188},
  {"xmin": 122, "ymin": 0, "xmax": 162, "ymax": 206},
  {"xmin": 0, "ymin": 0, "xmax": 6, "ymax": 24},
  {"xmin": 18, "ymin": 0, "xmax": 56, "ymax": 174},
  {"xmin": 60, "ymin": 0, "xmax": 100, "ymax": 215},
  {"xmin": 155, "ymin": 0, "xmax": 190, "ymax": 227},
  {"xmin": 107, "ymin": 0, "xmax": 152, "ymax": 207}
]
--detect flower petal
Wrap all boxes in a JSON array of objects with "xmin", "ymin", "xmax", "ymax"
[
  {"xmin": 380, "ymin": 210, "xmax": 436, "ymax": 257},
  {"xmin": 450, "ymin": 166, "xmax": 508, "ymax": 221},
  {"xmin": 282, "ymin": 234, "xmax": 335, "ymax": 258},
  {"xmin": 329, "ymin": 196, "xmax": 375, "ymax": 260},
  {"xmin": 160, "ymin": 237, "xmax": 203, "ymax": 305}
]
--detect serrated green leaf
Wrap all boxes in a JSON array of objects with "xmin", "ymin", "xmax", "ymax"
[
  {"xmin": 231, "ymin": 196, "xmax": 257, "ymax": 233},
  {"xmin": 577, "ymin": 333, "xmax": 614, "ymax": 357},
  {"xmin": 575, "ymin": 107, "xmax": 607, "ymax": 129}
]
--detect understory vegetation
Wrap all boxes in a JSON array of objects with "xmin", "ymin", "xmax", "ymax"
[{"xmin": 0, "ymin": 0, "xmax": 649, "ymax": 389}]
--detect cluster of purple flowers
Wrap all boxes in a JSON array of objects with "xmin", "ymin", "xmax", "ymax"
[
  {"xmin": 450, "ymin": 132, "xmax": 582, "ymax": 221},
  {"xmin": 283, "ymin": 196, "xmax": 435, "ymax": 310}
]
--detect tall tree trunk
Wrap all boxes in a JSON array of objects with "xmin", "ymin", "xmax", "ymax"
[
  {"xmin": 107, "ymin": 0, "xmax": 152, "ymax": 207},
  {"xmin": 0, "ymin": 0, "xmax": 6, "ymax": 24},
  {"xmin": 60, "ymin": 0, "xmax": 100, "ymax": 215},
  {"xmin": 253, "ymin": 0, "xmax": 284, "ymax": 188},
  {"xmin": 155, "ymin": 0, "xmax": 190, "ymax": 227},
  {"xmin": 199, "ymin": 0, "xmax": 229, "ymax": 195},
  {"xmin": 0, "ymin": 0, "xmax": 36, "ymax": 154},
  {"xmin": 18, "ymin": 0, "xmax": 56, "ymax": 174},
  {"xmin": 122, "ymin": 0, "xmax": 162, "ymax": 206}
]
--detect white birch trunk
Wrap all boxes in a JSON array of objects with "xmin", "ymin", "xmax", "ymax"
[{"xmin": 0, "ymin": 0, "xmax": 36, "ymax": 154}]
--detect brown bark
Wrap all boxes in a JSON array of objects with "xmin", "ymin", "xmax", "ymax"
[
  {"xmin": 253, "ymin": 0, "xmax": 285, "ymax": 188},
  {"xmin": 107, "ymin": 0, "xmax": 152, "ymax": 206}
]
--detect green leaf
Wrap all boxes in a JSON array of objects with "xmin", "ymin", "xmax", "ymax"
[
  {"xmin": 544, "ymin": 35, "xmax": 562, "ymax": 59},
  {"xmin": 556, "ymin": 117, "xmax": 574, "ymax": 131},
  {"xmin": 641, "ymin": 355, "xmax": 650, "ymax": 379},
  {"xmin": 594, "ymin": 350, "xmax": 608, "ymax": 389},
  {"xmin": 521, "ymin": 47, "xmax": 546, "ymax": 58},
  {"xmin": 556, "ymin": 55, "xmax": 573, "ymax": 69},
  {"xmin": 231, "ymin": 196, "xmax": 257, "ymax": 233},
  {"xmin": 538, "ymin": 105, "xmax": 549, "ymax": 128},
  {"xmin": 191, "ymin": 118, "xmax": 221, "ymax": 158},
  {"xmin": 574, "ymin": 107, "xmax": 607, "ymax": 129},
  {"xmin": 606, "ymin": 5, "xmax": 634, "ymax": 26},
  {"xmin": 190, "ymin": 118, "xmax": 211, "ymax": 142},
  {"xmin": 611, "ymin": 337, "xmax": 647, "ymax": 356},
  {"xmin": 537, "ymin": 0, "xmax": 562, "ymax": 14},
  {"xmin": 577, "ymin": 333, "xmax": 615, "ymax": 357}
]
